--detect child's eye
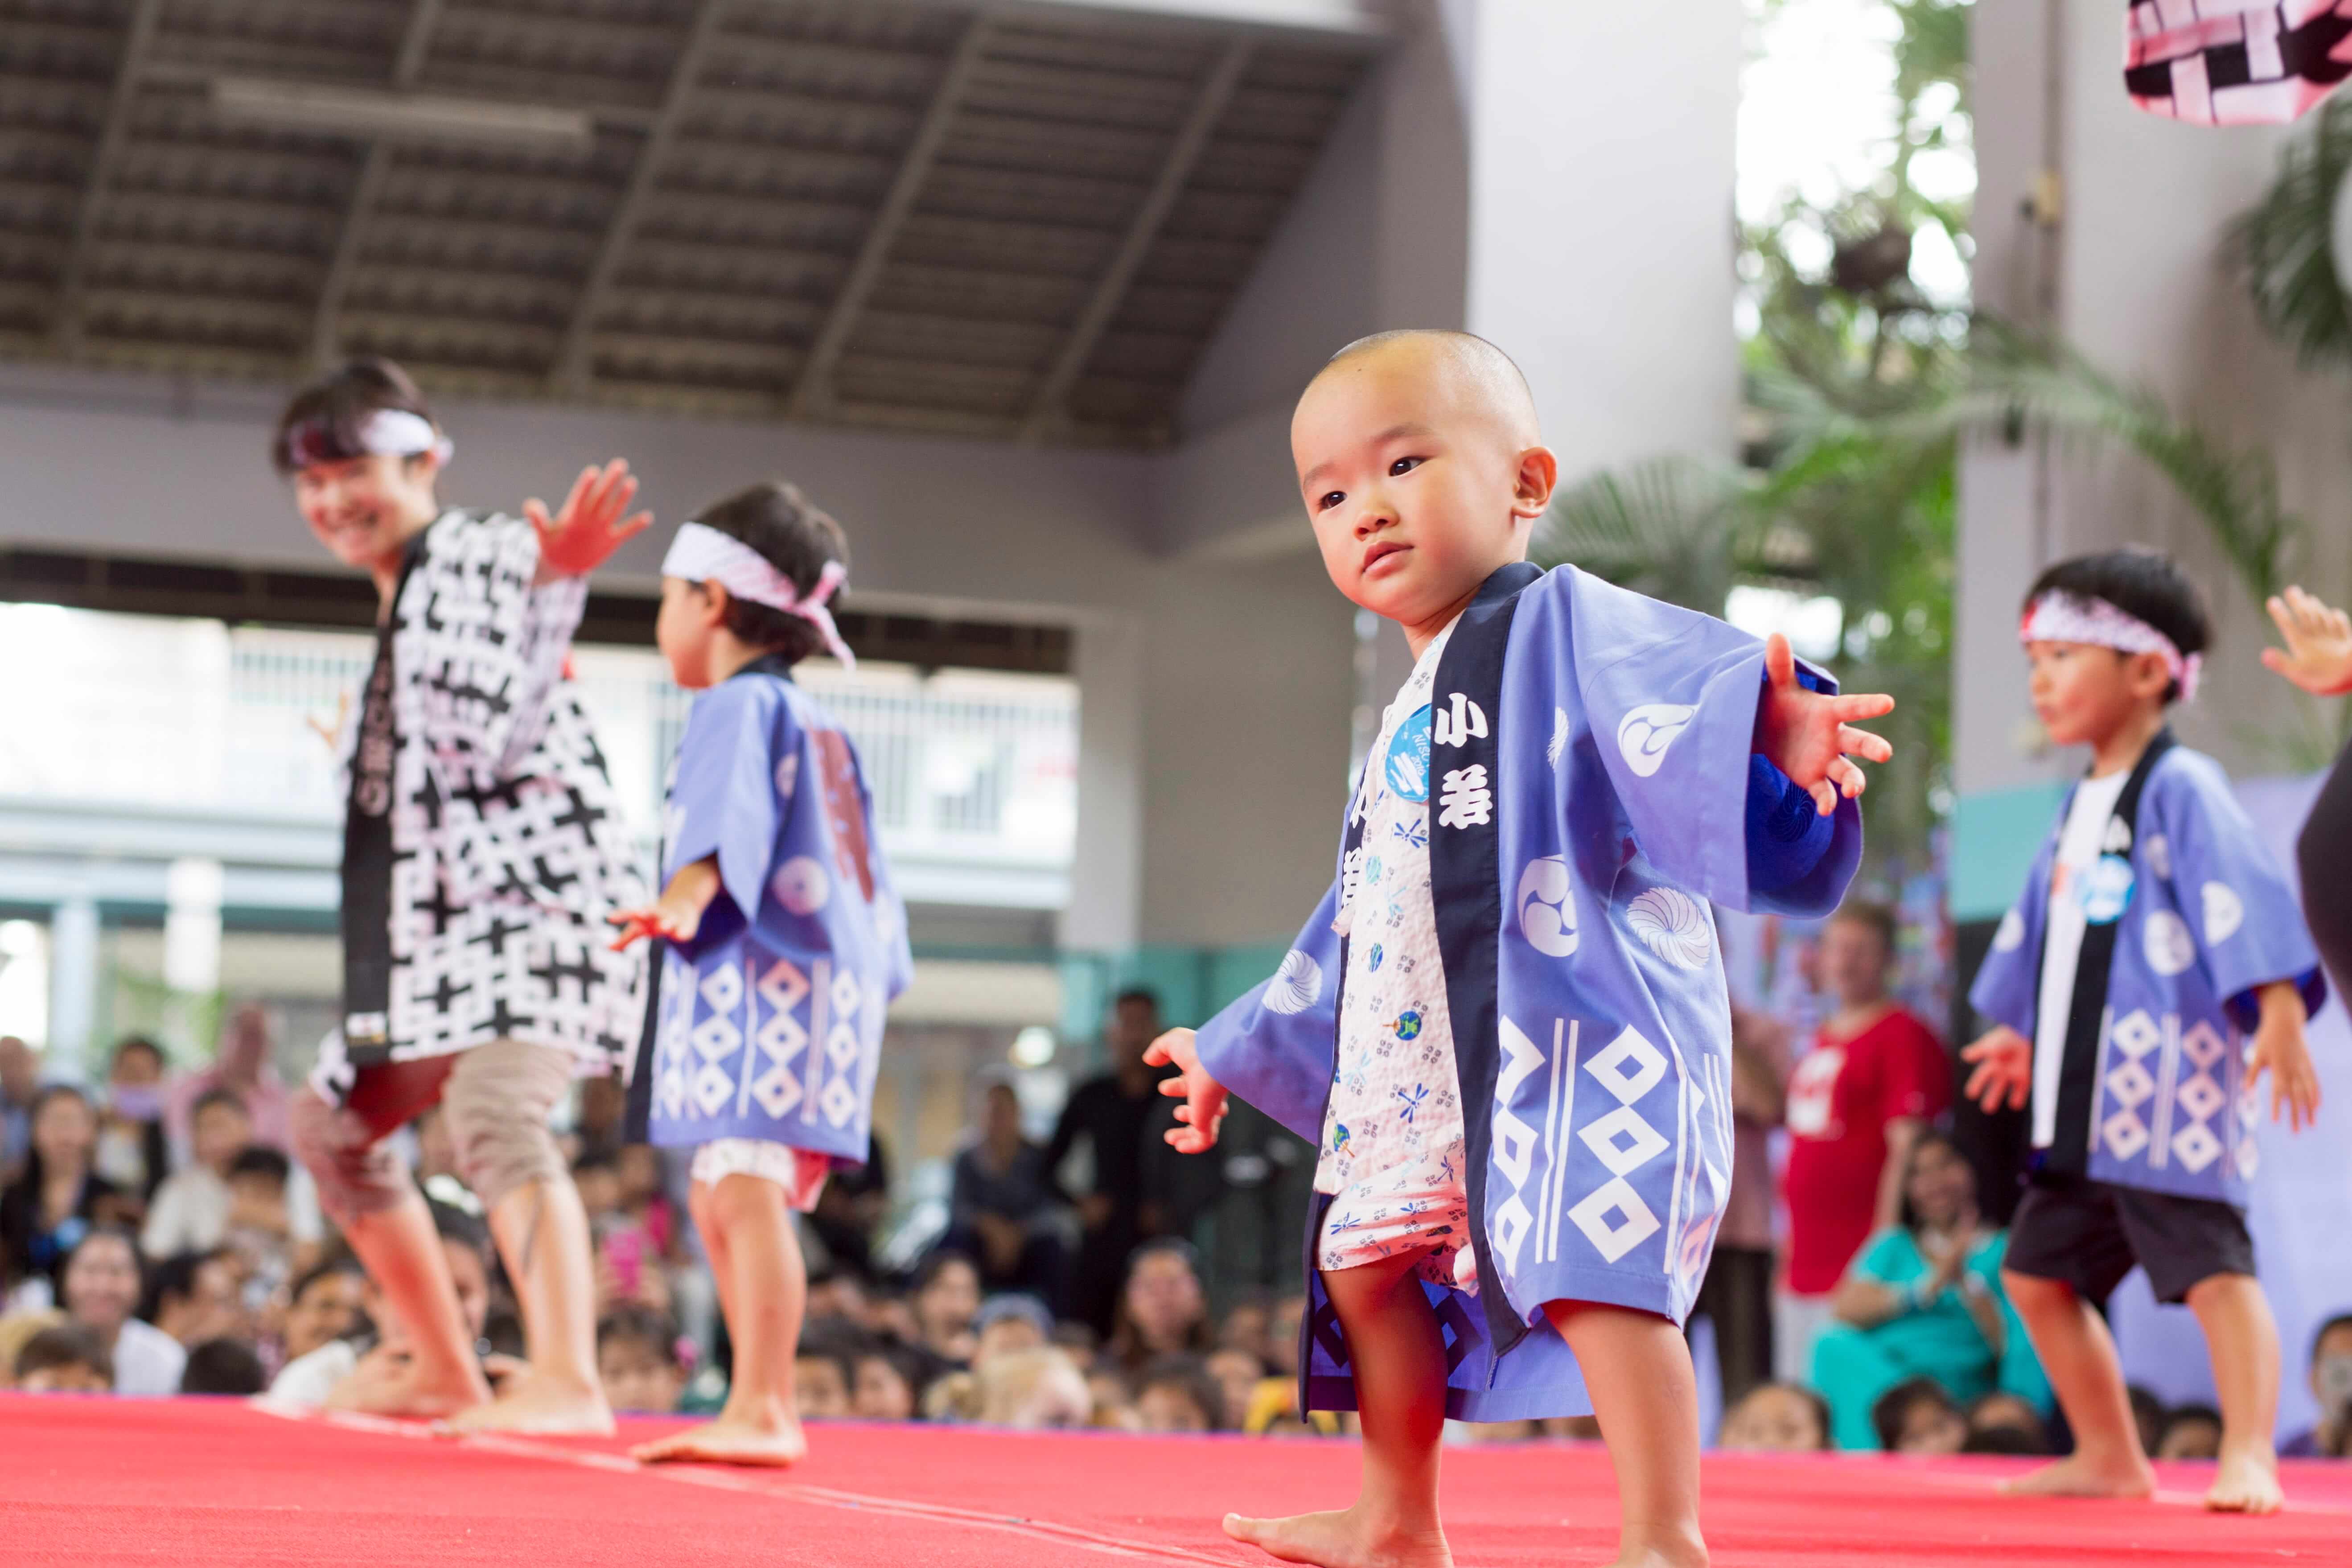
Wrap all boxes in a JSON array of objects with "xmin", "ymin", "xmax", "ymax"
[
  {"xmin": 1390, "ymin": 456, "xmax": 1424, "ymax": 477},
  {"xmin": 1318, "ymin": 490, "xmax": 1345, "ymax": 512}
]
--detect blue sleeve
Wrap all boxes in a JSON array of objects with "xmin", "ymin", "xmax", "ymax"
[
  {"xmin": 1193, "ymin": 884, "xmax": 1343, "ymax": 1145},
  {"xmin": 1745, "ymin": 753, "xmax": 1836, "ymax": 894},
  {"xmin": 2155, "ymin": 753, "xmax": 2327, "ymax": 1030},
  {"xmin": 665, "ymin": 679, "xmax": 787, "ymax": 930}
]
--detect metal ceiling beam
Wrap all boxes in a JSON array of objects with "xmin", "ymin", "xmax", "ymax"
[
  {"xmin": 784, "ymin": 12, "xmax": 997, "ymax": 420},
  {"xmin": 52, "ymin": 0, "xmax": 166, "ymax": 352},
  {"xmin": 307, "ymin": 0, "xmax": 446, "ymax": 369},
  {"xmin": 1019, "ymin": 37, "xmax": 1247, "ymax": 441},
  {"xmin": 549, "ymin": 0, "xmax": 729, "ymax": 394}
]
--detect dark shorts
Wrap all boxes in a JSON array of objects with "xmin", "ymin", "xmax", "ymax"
[{"xmin": 2004, "ymin": 1174, "xmax": 2254, "ymax": 1305}]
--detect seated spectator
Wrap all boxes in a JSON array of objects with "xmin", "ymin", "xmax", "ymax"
[
  {"xmin": 223, "ymin": 1147, "xmax": 311, "ymax": 1301},
  {"xmin": 1087, "ymin": 1366, "xmax": 1139, "ymax": 1430},
  {"xmin": 1135, "ymin": 1354, "xmax": 1225, "ymax": 1433},
  {"xmin": 1204, "ymin": 1345, "xmax": 1266, "ymax": 1431},
  {"xmin": 95, "ymin": 1036, "xmax": 172, "ymax": 1213},
  {"xmin": 973, "ymin": 1294, "xmax": 1052, "ymax": 1364},
  {"xmin": 2157, "ymin": 1404, "xmax": 2224, "ymax": 1461},
  {"xmin": 1812, "ymin": 1132, "xmax": 2048, "ymax": 1450},
  {"xmin": 852, "ymin": 1342, "xmax": 933, "ymax": 1421},
  {"xmin": 180, "ymin": 1337, "xmax": 267, "ymax": 1396},
  {"xmin": 1964, "ymin": 1390, "xmax": 2050, "ymax": 1454},
  {"xmin": 12, "ymin": 1323, "xmax": 112, "ymax": 1393},
  {"xmin": 928, "ymin": 1346, "xmax": 1091, "ymax": 1429},
  {"xmin": 60, "ymin": 1227, "xmax": 182, "ymax": 1396},
  {"xmin": 804, "ymin": 1268, "xmax": 868, "ymax": 1330},
  {"xmin": 0, "ymin": 1085, "xmax": 124, "ymax": 1293},
  {"xmin": 946, "ymin": 1081, "xmax": 1069, "ymax": 1308},
  {"xmin": 1717, "ymin": 1382, "xmax": 1833, "ymax": 1453},
  {"xmin": 1265, "ymin": 1291, "xmax": 1306, "ymax": 1379},
  {"xmin": 144, "ymin": 1091, "xmax": 294, "ymax": 1258},
  {"xmin": 2282, "ymin": 1313, "xmax": 2352, "ymax": 1458},
  {"xmin": 1872, "ymin": 1376, "xmax": 1968, "ymax": 1456},
  {"xmin": 1218, "ymin": 1292, "xmax": 1272, "ymax": 1363},
  {"xmin": 597, "ymin": 1304, "xmax": 687, "ymax": 1415},
  {"xmin": 911, "ymin": 1250, "xmax": 982, "ymax": 1365},
  {"xmin": 569, "ymin": 1073, "xmax": 631, "ymax": 1164},
  {"xmin": 1239, "ymin": 1374, "xmax": 1339, "ymax": 1438},
  {"xmin": 585, "ymin": 1151, "xmax": 675, "ymax": 1317},
  {"xmin": 1050, "ymin": 1319, "xmax": 1100, "ymax": 1372},
  {"xmin": 279, "ymin": 1258, "xmax": 367, "ymax": 1367},
  {"xmin": 0, "ymin": 1306, "xmax": 62, "ymax": 1374},
  {"xmin": 148, "ymin": 1248, "xmax": 250, "ymax": 1349},
  {"xmin": 793, "ymin": 1323, "xmax": 864, "ymax": 1420},
  {"xmin": 1106, "ymin": 1239, "xmax": 1212, "ymax": 1374},
  {"xmin": 0, "ymin": 1035, "xmax": 39, "ymax": 1182},
  {"xmin": 270, "ymin": 1202, "xmax": 489, "ymax": 1409}
]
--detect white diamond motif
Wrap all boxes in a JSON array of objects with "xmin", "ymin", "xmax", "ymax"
[
  {"xmin": 1579, "ymin": 1104, "xmax": 1671, "ymax": 1176},
  {"xmin": 1585, "ymin": 1028, "xmax": 1668, "ymax": 1103},
  {"xmin": 2176, "ymin": 1073, "xmax": 2227, "ymax": 1125},
  {"xmin": 2101, "ymin": 1110, "xmax": 2151, "ymax": 1161},
  {"xmin": 2111, "ymin": 1010, "xmax": 2162, "ymax": 1060},
  {"xmin": 2105, "ymin": 1058, "xmax": 2156, "ymax": 1108},
  {"xmin": 2171, "ymin": 1121, "xmax": 2224, "ymax": 1173},
  {"xmin": 1566, "ymin": 1177, "xmax": 1661, "ymax": 1263},
  {"xmin": 2179, "ymin": 1021, "xmax": 2227, "ymax": 1070}
]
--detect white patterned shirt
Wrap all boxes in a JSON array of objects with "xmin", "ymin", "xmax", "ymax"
[{"xmin": 1317, "ymin": 624, "xmax": 1467, "ymax": 1202}]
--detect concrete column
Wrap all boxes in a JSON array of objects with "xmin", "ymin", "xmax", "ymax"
[
  {"xmin": 1061, "ymin": 616, "xmax": 1146, "ymax": 956},
  {"xmin": 47, "ymin": 893, "xmax": 99, "ymax": 1075}
]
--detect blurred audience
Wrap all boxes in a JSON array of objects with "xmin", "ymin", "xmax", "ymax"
[
  {"xmin": 1718, "ymin": 1382, "xmax": 1832, "ymax": 1453},
  {"xmin": 2156, "ymin": 1404, "xmax": 2225, "ymax": 1461},
  {"xmin": 947, "ymin": 1080, "xmax": 1069, "ymax": 1307},
  {"xmin": 1106, "ymin": 1239, "xmax": 1212, "ymax": 1374},
  {"xmin": 597, "ymin": 1305, "xmax": 687, "ymax": 1415},
  {"xmin": 1046, "ymin": 989, "xmax": 1177, "ymax": 1333},
  {"xmin": 143, "ymin": 1090, "xmax": 321, "ymax": 1262},
  {"xmin": 1871, "ymin": 1376, "xmax": 1967, "ymax": 1456},
  {"xmin": 0, "ymin": 1035, "xmax": 39, "ymax": 1179},
  {"xmin": 911, "ymin": 1250, "xmax": 982, "ymax": 1365},
  {"xmin": 2, "ymin": 1084, "xmax": 125, "ymax": 1292},
  {"xmin": 2282, "ymin": 1313, "xmax": 2352, "ymax": 1458},
  {"xmin": 180, "ymin": 1337, "xmax": 267, "ymax": 1396},
  {"xmin": 164, "ymin": 1005, "xmax": 290, "ymax": 1157},
  {"xmin": 1811, "ymin": 1132, "xmax": 2048, "ymax": 1449},
  {"xmin": 14, "ymin": 1323, "xmax": 112, "ymax": 1393},
  {"xmin": 1134, "ymin": 1353, "xmax": 1225, "ymax": 1433},
  {"xmin": 95, "ymin": 1037, "xmax": 172, "ymax": 1213},
  {"xmin": 148, "ymin": 1248, "xmax": 249, "ymax": 1349},
  {"xmin": 1779, "ymin": 904, "xmax": 1949, "ymax": 1383},
  {"xmin": 1692, "ymin": 1003, "xmax": 1788, "ymax": 1409},
  {"xmin": 61, "ymin": 1228, "xmax": 182, "ymax": 1396},
  {"xmin": 279, "ymin": 1258, "xmax": 367, "ymax": 1366}
]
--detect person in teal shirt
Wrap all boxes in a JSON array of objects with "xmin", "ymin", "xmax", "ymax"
[{"xmin": 1811, "ymin": 1131, "xmax": 2052, "ymax": 1450}]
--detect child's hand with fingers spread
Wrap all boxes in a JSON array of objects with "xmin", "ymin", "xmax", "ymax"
[
  {"xmin": 1960, "ymin": 1025, "xmax": 2032, "ymax": 1114},
  {"xmin": 530, "ymin": 458, "xmax": 654, "ymax": 583},
  {"xmin": 2245, "ymin": 979, "xmax": 2322, "ymax": 1134},
  {"xmin": 1144, "ymin": 1028, "xmax": 1229, "ymax": 1154},
  {"xmin": 1752, "ymin": 633, "xmax": 1897, "ymax": 815},
  {"xmin": 2261, "ymin": 585, "xmax": 2352, "ymax": 697}
]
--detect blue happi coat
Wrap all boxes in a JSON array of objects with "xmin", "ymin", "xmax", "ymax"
[
  {"xmin": 1968, "ymin": 735, "xmax": 2323, "ymax": 1208},
  {"xmin": 635, "ymin": 656, "xmax": 912, "ymax": 1162},
  {"xmin": 1196, "ymin": 562, "xmax": 1863, "ymax": 1420}
]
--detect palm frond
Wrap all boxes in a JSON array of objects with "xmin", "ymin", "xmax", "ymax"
[
  {"xmin": 2225, "ymin": 94, "xmax": 2352, "ymax": 372},
  {"xmin": 1531, "ymin": 455, "xmax": 1756, "ymax": 614}
]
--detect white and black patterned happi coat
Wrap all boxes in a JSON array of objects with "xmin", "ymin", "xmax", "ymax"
[{"xmin": 315, "ymin": 509, "xmax": 648, "ymax": 1101}]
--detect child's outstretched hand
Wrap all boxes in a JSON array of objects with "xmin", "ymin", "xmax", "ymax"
[
  {"xmin": 530, "ymin": 458, "xmax": 652, "ymax": 582},
  {"xmin": 1960, "ymin": 1025, "xmax": 2032, "ymax": 1113},
  {"xmin": 2246, "ymin": 981, "xmax": 2323, "ymax": 1133},
  {"xmin": 1753, "ymin": 633, "xmax": 1896, "ymax": 815},
  {"xmin": 1145, "ymin": 1028, "xmax": 1229, "ymax": 1155},
  {"xmin": 607, "ymin": 895, "xmax": 702, "ymax": 950},
  {"xmin": 2262, "ymin": 585, "xmax": 2352, "ymax": 697}
]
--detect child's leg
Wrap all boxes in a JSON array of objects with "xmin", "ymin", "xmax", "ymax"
[
  {"xmin": 635, "ymin": 1171, "xmax": 808, "ymax": 1465},
  {"xmin": 1224, "ymin": 1249, "xmax": 1453, "ymax": 1568},
  {"xmin": 1998, "ymin": 1272, "xmax": 2155, "ymax": 1498},
  {"xmin": 2185, "ymin": 1273, "xmax": 2284, "ymax": 1514},
  {"xmin": 1542, "ymin": 1301, "xmax": 1706, "ymax": 1568}
]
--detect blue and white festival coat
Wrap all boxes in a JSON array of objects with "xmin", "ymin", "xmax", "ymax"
[
  {"xmin": 637, "ymin": 657, "xmax": 912, "ymax": 1162},
  {"xmin": 1196, "ymin": 562, "xmax": 1863, "ymax": 1420},
  {"xmin": 1968, "ymin": 735, "xmax": 2324, "ymax": 1209}
]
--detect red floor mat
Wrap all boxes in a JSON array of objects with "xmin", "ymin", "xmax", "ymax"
[{"xmin": 1, "ymin": 1393, "xmax": 2346, "ymax": 1566}]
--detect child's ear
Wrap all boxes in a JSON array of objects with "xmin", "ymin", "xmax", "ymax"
[{"xmin": 1511, "ymin": 444, "xmax": 1558, "ymax": 519}]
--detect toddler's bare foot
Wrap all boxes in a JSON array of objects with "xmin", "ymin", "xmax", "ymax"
[
  {"xmin": 1223, "ymin": 1506, "xmax": 1451, "ymax": 1568},
  {"xmin": 1600, "ymin": 1525, "xmax": 1707, "ymax": 1568},
  {"xmin": 633, "ymin": 1414, "xmax": 808, "ymax": 1467},
  {"xmin": 1999, "ymin": 1451, "xmax": 2155, "ymax": 1500},
  {"xmin": 2204, "ymin": 1445, "xmax": 2283, "ymax": 1514},
  {"xmin": 438, "ymin": 1367, "xmax": 614, "ymax": 1436}
]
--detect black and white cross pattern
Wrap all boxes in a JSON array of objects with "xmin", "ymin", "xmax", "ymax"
[
  {"xmin": 2126, "ymin": 0, "xmax": 2352, "ymax": 125},
  {"xmin": 361, "ymin": 510, "xmax": 647, "ymax": 1075}
]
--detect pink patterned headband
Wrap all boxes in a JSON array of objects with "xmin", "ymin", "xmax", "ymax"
[
  {"xmin": 2019, "ymin": 589, "xmax": 2200, "ymax": 701},
  {"xmin": 662, "ymin": 521, "xmax": 855, "ymax": 669}
]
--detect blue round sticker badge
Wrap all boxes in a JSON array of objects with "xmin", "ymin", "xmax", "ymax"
[
  {"xmin": 2080, "ymin": 853, "xmax": 2135, "ymax": 926},
  {"xmin": 1385, "ymin": 705, "xmax": 1434, "ymax": 803}
]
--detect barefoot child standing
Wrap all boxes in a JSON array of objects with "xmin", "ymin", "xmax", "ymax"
[
  {"xmin": 1148, "ymin": 331, "xmax": 1893, "ymax": 1568},
  {"xmin": 611, "ymin": 482, "xmax": 911, "ymax": 1465},
  {"xmin": 1962, "ymin": 548, "xmax": 2325, "ymax": 1514}
]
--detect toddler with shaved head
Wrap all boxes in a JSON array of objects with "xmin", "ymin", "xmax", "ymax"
[{"xmin": 1149, "ymin": 330, "xmax": 1894, "ymax": 1568}]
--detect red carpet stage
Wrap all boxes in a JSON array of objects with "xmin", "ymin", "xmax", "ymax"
[{"xmin": 2, "ymin": 1393, "xmax": 2348, "ymax": 1565}]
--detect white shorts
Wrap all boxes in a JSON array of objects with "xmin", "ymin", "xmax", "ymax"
[
  {"xmin": 1317, "ymin": 1156, "xmax": 1478, "ymax": 1295},
  {"xmin": 689, "ymin": 1139, "xmax": 831, "ymax": 1212}
]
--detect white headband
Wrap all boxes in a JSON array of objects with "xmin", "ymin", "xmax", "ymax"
[
  {"xmin": 280, "ymin": 407, "xmax": 453, "ymax": 470},
  {"xmin": 2020, "ymin": 589, "xmax": 2201, "ymax": 702},
  {"xmin": 662, "ymin": 520, "xmax": 855, "ymax": 669}
]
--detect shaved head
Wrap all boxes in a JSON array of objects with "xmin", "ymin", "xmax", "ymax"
[{"xmin": 1312, "ymin": 330, "xmax": 1541, "ymax": 448}]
